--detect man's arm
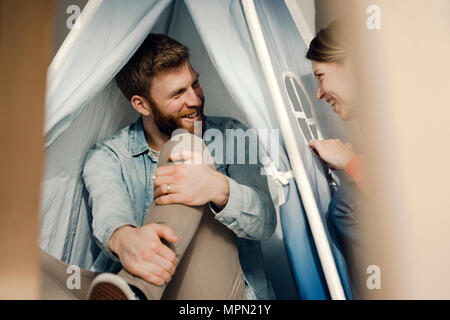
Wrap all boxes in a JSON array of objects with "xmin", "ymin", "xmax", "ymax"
[
  {"xmin": 210, "ymin": 176, "xmax": 276, "ymax": 241},
  {"xmin": 211, "ymin": 120, "xmax": 277, "ymax": 241},
  {"xmin": 83, "ymin": 143, "xmax": 178, "ymax": 285},
  {"xmin": 82, "ymin": 144, "xmax": 139, "ymax": 260}
]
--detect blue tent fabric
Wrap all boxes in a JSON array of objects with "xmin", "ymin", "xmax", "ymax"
[
  {"xmin": 252, "ymin": 0, "xmax": 353, "ymax": 299},
  {"xmin": 41, "ymin": 0, "xmax": 352, "ymax": 299}
]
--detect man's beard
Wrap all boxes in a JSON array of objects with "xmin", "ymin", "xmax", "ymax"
[{"xmin": 150, "ymin": 97, "xmax": 205, "ymax": 136}]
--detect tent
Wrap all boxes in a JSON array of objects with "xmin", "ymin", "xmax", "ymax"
[{"xmin": 41, "ymin": 0, "xmax": 354, "ymax": 299}]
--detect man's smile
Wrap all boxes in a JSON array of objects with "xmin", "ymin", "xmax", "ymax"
[{"xmin": 181, "ymin": 109, "xmax": 201, "ymax": 123}]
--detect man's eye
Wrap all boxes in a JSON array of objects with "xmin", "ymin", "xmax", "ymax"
[
  {"xmin": 173, "ymin": 90, "xmax": 184, "ymax": 98},
  {"xmin": 192, "ymin": 80, "xmax": 199, "ymax": 88}
]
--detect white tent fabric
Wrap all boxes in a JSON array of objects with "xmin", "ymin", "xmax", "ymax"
[{"xmin": 41, "ymin": 0, "xmax": 352, "ymax": 299}]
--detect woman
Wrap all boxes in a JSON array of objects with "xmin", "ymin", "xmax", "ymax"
[
  {"xmin": 305, "ymin": 19, "xmax": 366, "ymax": 292},
  {"xmin": 306, "ymin": 19, "xmax": 363, "ymax": 186}
]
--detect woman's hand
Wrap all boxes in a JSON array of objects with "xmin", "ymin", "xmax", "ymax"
[{"xmin": 308, "ymin": 139, "xmax": 358, "ymax": 170}]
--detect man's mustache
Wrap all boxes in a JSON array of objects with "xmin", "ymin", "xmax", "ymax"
[{"xmin": 178, "ymin": 107, "xmax": 202, "ymax": 118}]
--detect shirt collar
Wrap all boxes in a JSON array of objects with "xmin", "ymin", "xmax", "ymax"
[
  {"xmin": 129, "ymin": 115, "xmax": 212, "ymax": 157},
  {"xmin": 129, "ymin": 116, "xmax": 149, "ymax": 157}
]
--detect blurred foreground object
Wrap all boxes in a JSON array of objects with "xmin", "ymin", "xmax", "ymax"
[
  {"xmin": 349, "ymin": 0, "xmax": 450, "ymax": 299},
  {"xmin": 0, "ymin": 0, "xmax": 54, "ymax": 299}
]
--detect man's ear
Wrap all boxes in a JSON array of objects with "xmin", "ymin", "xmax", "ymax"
[{"xmin": 130, "ymin": 95, "xmax": 151, "ymax": 116}]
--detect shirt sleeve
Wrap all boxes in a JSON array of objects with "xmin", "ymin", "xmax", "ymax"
[
  {"xmin": 209, "ymin": 120, "xmax": 277, "ymax": 241},
  {"xmin": 82, "ymin": 143, "xmax": 139, "ymax": 262}
]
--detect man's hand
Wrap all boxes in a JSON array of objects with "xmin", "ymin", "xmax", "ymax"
[
  {"xmin": 308, "ymin": 139, "xmax": 358, "ymax": 171},
  {"xmin": 153, "ymin": 150, "xmax": 229, "ymax": 207},
  {"xmin": 109, "ymin": 224, "xmax": 178, "ymax": 286}
]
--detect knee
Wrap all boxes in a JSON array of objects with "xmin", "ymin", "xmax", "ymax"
[{"xmin": 160, "ymin": 132, "xmax": 213, "ymax": 167}]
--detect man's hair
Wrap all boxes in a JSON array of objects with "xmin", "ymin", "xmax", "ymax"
[{"xmin": 115, "ymin": 34, "xmax": 190, "ymax": 101}]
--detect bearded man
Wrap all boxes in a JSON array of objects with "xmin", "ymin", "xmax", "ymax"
[{"xmin": 75, "ymin": 34, "xmax": 277, "ymax": 300}]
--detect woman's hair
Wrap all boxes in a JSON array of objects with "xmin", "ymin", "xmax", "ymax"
[{"xmin": 306, "ymin": 19, "xmax": 351, "ymax": 63}]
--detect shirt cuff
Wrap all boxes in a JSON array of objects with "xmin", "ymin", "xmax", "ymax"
[
  {"xmin": 209, "ymin": 176, "xmax": 242, "ymax": 224},
  {"xmin": 100, "ymin": 221, "xmax": 138, "ymax": 263}
]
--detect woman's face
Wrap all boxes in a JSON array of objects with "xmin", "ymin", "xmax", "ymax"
[{"xmin": 311, "ymin": 59, "xmax": 358, "ymax": 121}]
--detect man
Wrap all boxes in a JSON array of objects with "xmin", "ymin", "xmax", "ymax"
[{"xmin": 81, "ymin": 33, "xmax": 276, "ymax": 299}]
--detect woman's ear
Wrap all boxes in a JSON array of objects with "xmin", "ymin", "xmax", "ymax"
[{"xmin": 130, "ymin": 95, "xmax": 151, "ymax": 116}]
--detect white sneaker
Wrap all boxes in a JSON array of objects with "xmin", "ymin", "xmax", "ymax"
[{"xmin": 87, "ymin": 273, "xmax": 138, "ymax": 300}]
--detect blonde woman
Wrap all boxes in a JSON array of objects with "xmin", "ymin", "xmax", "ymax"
[{"xmin": 305, "ymin": 20, "xmax": 365, "ymax": 290}]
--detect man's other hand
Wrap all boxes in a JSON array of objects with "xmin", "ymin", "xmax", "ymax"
[{"xmin": 108, "ymin": 224, "xmax": 178, "ymax": 286}]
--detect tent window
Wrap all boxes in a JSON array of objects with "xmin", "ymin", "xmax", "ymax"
[
  {"xmin": 297, "ymin": 118, "xmax": 312, "ymax": 142},
  {"xmin": 285, "ymin": 77, "xmax": 302, "ymax": 113},
  {"xmin": 293, "ymin": 80, "xmax": 313, "ymax": 119},
  {"xmin": 283, "ymin": 72, "xmax": 319, "ymax": 143}
]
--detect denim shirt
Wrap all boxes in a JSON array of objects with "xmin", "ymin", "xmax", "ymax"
[{"xmin": 82, "ymin": 116, "xmax": 277, "ymax": 300}]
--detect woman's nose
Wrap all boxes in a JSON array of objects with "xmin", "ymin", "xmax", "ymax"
[{"xmin": 316, "ymin": 85, "xmax": 324, "ymax": 100}]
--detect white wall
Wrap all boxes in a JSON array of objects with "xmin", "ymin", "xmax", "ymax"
[{"xmin": 295, "ymin": 0, "xmax": 316, "ymax": 34}]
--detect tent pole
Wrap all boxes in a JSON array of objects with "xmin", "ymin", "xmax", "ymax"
[{"xmin": 241, "ymin": 0, "xmax": 346, "ymax": 300}]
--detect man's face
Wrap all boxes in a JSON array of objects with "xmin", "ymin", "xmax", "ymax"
[{"xmin": 147, "ymin": 62, "xmax": 205, "ymax": 136}]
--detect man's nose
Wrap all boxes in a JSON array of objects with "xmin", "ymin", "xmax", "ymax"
[{"xmin": 185, "ymin": 87, "xmax": 202, "ymax": 107}]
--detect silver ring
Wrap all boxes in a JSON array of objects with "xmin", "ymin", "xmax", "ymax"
[{"xmin": 166, "ymin": 184, "xmax": 171, "ymax": 193}]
